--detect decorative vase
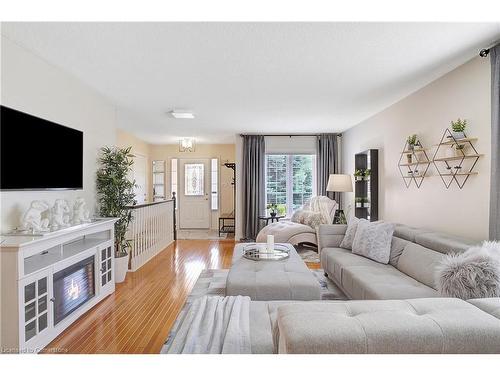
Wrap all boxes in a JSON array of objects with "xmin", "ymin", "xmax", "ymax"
[
  {"xmin": 270, "ymin": 212, "xmax": 277, "ymax": 217},
  {"xmin": 115, "ymin": 253, "xmax": 129, "ymax": 283},
  {"xmin": 406, "ymin": 154, "xmax": 412, "ymax": 164}
]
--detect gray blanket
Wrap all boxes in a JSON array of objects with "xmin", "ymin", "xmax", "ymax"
[{"xmin": 166, "ymin": 295, "xmax": 251, "ymax": 354}]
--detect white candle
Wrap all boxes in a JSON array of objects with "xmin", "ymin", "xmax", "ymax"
[{"xmin": 267, "ymin": 234, "xmax": 275, "ymax": 252}]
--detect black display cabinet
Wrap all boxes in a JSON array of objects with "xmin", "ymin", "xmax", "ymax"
[{"xmin": 354, "ymin": 149, "xmax": 378, "ymax": 221}]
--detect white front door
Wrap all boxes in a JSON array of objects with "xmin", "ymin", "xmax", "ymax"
[
  {"xmin": 179, "ymin": 158, "xmax": 210, "ymax": 229},
  {"xmin": 132, "ymin": 153, "xmax": 147, "ymax": 204}
]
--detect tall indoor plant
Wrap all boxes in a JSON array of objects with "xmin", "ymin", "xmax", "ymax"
[{"xmin": 96, "ymin": 146, "xmax": 136, "ymax": 283}]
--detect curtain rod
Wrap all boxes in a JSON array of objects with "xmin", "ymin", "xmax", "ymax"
[
  {"xmin": 239, "ymin": 133, "xmax": 342, "ymax": 137},
  {"xmin": 479, "ymin": 40, "xmax": 500, "ymax": 57}
]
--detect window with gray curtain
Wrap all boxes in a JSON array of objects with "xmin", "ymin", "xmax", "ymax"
[
  {"xmin": 316, "ymin": 133, "xmax": 339, "ymax": 201},
  {"xmin": 242, "ymin": 135, "xmax": 265, "ymax": 240},
  {"xmin": 490, "ymin": 43, "xmax": 500, "ymax": 240}
]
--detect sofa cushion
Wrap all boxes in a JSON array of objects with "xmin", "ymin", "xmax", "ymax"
[
  {"xmin": 467, "ymin": 298, "xmax": 500, "ymax": 319},
  {"xmin": 352, "ymin": 220, "xmax": 394, "ymax": 264},
  {"xmin": 342, "ymin": 265, "xmax": 438, "ymax": 299},
  {"xmin": 393, "ymin": 224, "xmax": 430, "ymax": 242},
  {"xmin": 276, "ymin": 298, "xmax": 500, "ymax": 353},
  {"xmin": 397, "ymin": 243, "xmax": 444, "ymax": 289},
  {"xmin": 389, "ymin": 236, "xmax": 410, "ymax": 267},
  {"xmin": 321, "ymin": 247, "xmax": 388, "ymax": 284},
  {"xmin": 415, "ymin": 232, "xmax": 479, "ymax": 254}
]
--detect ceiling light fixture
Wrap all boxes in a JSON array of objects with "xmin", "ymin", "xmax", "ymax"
[{"xmin": 170, "ymin": 110, "xmax": 195, "ymax": 119}]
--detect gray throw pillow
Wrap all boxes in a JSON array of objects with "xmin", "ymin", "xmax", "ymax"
[
  {"xmin": 340, "ymin": 216, "xmax": 359, "ymax": 250},
  {"xmin": 351, "ymin": 220, "xmax": 395, "ymax": 264}
]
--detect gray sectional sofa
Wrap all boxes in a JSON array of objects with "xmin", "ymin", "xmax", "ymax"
[{"xmin": 319, "ymin": 223, "xmax": 480, "ymax": 300}]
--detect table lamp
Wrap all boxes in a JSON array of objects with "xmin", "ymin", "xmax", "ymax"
[{"xmin": 326, "ymin": 174, "xmax": 353, "ymax": 224}]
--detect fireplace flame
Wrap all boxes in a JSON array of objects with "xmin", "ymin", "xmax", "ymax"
[{"xmin": 68, "ymin": 278, "xmax": 80, "ymax": 300}]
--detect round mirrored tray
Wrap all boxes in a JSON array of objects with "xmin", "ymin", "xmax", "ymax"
[{"xmin": 242, "ymin": 243, "xmax": 290, "ymax": 261}]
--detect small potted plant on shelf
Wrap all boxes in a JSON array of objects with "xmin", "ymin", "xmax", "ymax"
[
  {"xmin": 362, "ymin": 197, "xmax": 370, "ymax": 208},
  {"xmin": 96, "ymin": 146, "xmax": 137, "ymax": 284},
  {"xmin": 354, "ymin": 169, "xmax": 371, "ymax": 181},
  {"xmin": 450, "ymin": 118, "xmax": 467, "ymax": 139},
  {"xmin": 267, "ymin": 203, "xmax": 278, "ymax": 217},
  {"xmin": 355, "ymin": 197, "xmax": 370, "ymax": 208},
  {"xmin": 355, "ymin": 197, "xmax": 363, "ymax": 208},
  {"xmin": 407, "ymin": 134, "xmax": 417, "ymax": 151}
]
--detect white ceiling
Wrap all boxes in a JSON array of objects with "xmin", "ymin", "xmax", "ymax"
[{"xmin": 2, "ymin": 22, "xmax": 500, "ymax": 144}]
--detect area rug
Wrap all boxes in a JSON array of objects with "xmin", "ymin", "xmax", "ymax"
[
  {"xmin": 295, "ymin": 245, "xmax": 320, "ymax": 263},
  {"xmin": 161, "ymin": 268, "xmax": 346, "ymax": 353}
]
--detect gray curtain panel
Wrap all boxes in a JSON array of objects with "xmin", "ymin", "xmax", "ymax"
[
  {"xmin": 490, "ymin": 44, "xmax": 500, "ymax": 240},
  {"xmin": 242, "ymin": 135, "xmax": 265, "ymax": 240},
  {"xmin": 316, "ymin": 133, "xmax": 339, "ymax": 202}
]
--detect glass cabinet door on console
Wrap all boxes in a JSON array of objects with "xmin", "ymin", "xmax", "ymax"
[
  {"xmin": 99, "ymin": 241, "xmax": 114, "ymax": 294},
  {"xmin": 19, "ymin": 269, "xmax": 52, "ymax": 346}
]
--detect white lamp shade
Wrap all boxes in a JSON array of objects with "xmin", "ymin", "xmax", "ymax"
[{"xmin": 326, "ymin": 174, "xmax": 353, "ymax": 192}]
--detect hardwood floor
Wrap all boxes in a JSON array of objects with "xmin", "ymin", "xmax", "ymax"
[{"xmin": 44, "ymin": 239, "xmax": 319, "ymax": 354}]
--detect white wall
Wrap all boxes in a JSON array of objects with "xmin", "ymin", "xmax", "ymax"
[
  {"xmin": 0, "ymin": 36, "xmax": 117, "ymax": 231},
  {"xmin": 342, "ymin": 56, "xmax": 491, "ymax": 240}
]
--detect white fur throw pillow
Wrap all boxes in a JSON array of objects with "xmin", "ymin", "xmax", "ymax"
[
  {"xmin": 340, "ymin": 216, "xmax": 359, "ymax": 250},
  {"xmin": 435, "ymin": 241, "xmax": 500, "ymax": 299},
  {"xmin": 351, "ymin": 220, "xmax": 395, "ymax": 264}
]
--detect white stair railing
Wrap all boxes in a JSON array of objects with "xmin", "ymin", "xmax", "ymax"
[{"xmin": 126, "ymin": 199, "xmax": 175, "ymax": 271}]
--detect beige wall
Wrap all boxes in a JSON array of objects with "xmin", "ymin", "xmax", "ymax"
[
  {"xmin": 150, "ymin": 144, "xmax": 236, "ymax": 230},
  {"xmin": 0, "ymin": 36, "xmax": 117, "ymax": 231},
  {"xmin": 116, "ymin": 129, "xmax": 153, "ymax": 202},
  {"xmin": 342, "ymin": 56, "xmax": 491, "ymax": 240}
]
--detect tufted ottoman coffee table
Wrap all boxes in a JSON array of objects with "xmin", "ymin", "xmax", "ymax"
[{"xmin": 226, "ymin": 243, "xmax": 321, "ymax": 301}]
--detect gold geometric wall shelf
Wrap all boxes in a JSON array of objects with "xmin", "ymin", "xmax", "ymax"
[
  {"xmin": 432, "ymin": 129, "xmax": 483, "ymax": 189},
  {"xmin": 398, "ymin": 139, "xmax": 431, "ymax": 188}
]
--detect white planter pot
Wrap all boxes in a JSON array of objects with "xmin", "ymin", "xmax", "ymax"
[
  {"xmin": 115, "ymin": 254, "xmax": 129, "ymax": 283},
  {"xmin": 451, "ymin": 131, "xmax": 466, "ymax": 139}
]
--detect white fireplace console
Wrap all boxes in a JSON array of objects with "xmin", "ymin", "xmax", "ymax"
[{"xmin": 0, "ymin": 218, "xmax": 118, "ymax": 353}]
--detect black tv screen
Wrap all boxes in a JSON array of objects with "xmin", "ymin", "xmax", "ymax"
[{"xmin": 1, "ymin": 106, "xmax": 83, "ymax": 190}]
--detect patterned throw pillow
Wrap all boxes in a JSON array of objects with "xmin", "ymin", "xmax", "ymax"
[
  {"xmin": 351, "ymin": 220, "xmax": 395, "ymax": 264},
  {"xmin": 340, "ymin": 216, "xmax": 360, "ymax": 250},
  {"xmin": 303, "ymin": 212, "xmax": 326, "ymax": 229}
]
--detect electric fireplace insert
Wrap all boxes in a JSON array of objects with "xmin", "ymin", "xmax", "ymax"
[{"xmin": 53, "ymin": 256, "xmax": 95, "ymax": 325}]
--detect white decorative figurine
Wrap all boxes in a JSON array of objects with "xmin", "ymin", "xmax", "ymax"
[
  {"xmin": 50, "ymin": 199, "xmax": 71, "ymax": 230},
  {"xmin": 72, "ymin": 197, "xmax": 91, "ymax": 224},
  {"xmin": 21, "ymin": 200, "xmax": 50, "ymax": 232}
]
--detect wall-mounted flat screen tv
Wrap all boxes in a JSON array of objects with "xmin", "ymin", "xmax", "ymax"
[{"xmin": 1, "ymin": 106, "xmax": 84, "ymax": 190}]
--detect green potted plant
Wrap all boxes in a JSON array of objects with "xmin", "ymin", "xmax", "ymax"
[
  {"xmin": 355, "ymin": 197, "xmax": 369, "ymax": 208},
  {"xmin": 354, "ymin": 169, "xmax": 371, "ymax": 181},
  {"xmin": 267, "ymin": 203, "xmax": 278, "ymax": 217},
  {"xmin": 362, "ymin": 197, "xmax": 370, "ymax": 207},
  {"xmin": 407, "ymin": 134, "xmax": 417, "ymax": 151},
  {"xmin": 450, "ymin": 118, "xmax": 467, "ymax": 139},
  {"xmin": 276, "ymin": 204, "xmax": 287, "ymax": 216},
  {"xmin": 96, "ymin": 146, "xmax": 136, "ymax": 283}
]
